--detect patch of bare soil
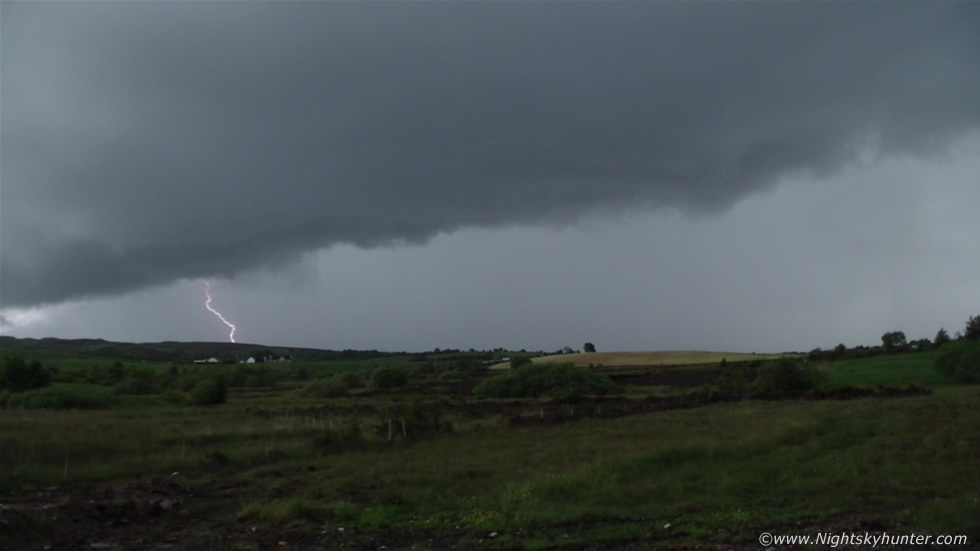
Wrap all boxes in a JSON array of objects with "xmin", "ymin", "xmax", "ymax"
[
  {"xmin": 0, "ymin": 476, "xmax": 197, "ymax": 551},
  {"xmin": 2, "ymin": 488, "xmax": 953, "ymax": 551}
]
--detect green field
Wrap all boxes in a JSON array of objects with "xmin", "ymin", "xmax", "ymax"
[
  {"xmin": 534, "ymin": 350, "xmax": 791, "ymax": 366},
  {"xmin": 1, "ymin": 339, "xmax": 977, "ymax": 550},
  {"xmin": 487, "ymin": 350, "xmax": 793, "ymax": 370},
  {"xmin": 823, "ymin": 351, "xmax": 952, "ymax": 387}
]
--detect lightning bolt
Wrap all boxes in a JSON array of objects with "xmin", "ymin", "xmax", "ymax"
[{"xmin": 203, "ymin": 280, "xmax": 236, "ymax": 343}]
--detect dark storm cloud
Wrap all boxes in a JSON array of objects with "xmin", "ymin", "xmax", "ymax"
[{"xmin": 2, "ymin": 2, "xmax": 979, "ymax": 308}]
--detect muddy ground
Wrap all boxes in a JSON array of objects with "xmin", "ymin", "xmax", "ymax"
[{"xmin": 0, "ymin": 478, "xmax": 940, "ymax": 551}]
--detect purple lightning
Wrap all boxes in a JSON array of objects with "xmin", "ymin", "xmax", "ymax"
[{"xmin": 203, "ymin": 281, "xmax": 236, "ymax": 343}]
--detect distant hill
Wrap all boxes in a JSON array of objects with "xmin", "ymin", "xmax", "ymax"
[{"xmin": 0, "ymin": 336, "xmax": 399, "ymax": 364}]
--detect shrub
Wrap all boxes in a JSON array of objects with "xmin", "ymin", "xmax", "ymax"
[
  {"xmin": 191, "ymin": 378, "xmax": 227, "ymax": 405},
  {"xmin": 338, "ymin": 371, "xmax": 365, "ymax": 389},
  {"xmin": 714, "ymin": 364, "xmax": 753, "ymax": 398},
  {"xmin": 245, "ymin": 367, "xmax": 279, "ymax": 388},
  {"xmin": 296, "ymin": 377, "xmax": 349, "ymax": 398},
  {"xmin": 81, "ymin": 364, "xmax": 124, "ymax": 386},
  {"xmin": 405, "ymin": 399, "xmax": 453, "ymax": 435},
  {"xmin": 170, "ymin": 373, "xmax": 201, "ymax": 392},
  {"xmin": 222, "ymin": 367, "xmax": 250, "ymax": 388},
  {"xmin": 375, "ymin": 399, "xmax": 453, "ymax": 441},
  {"xmin": 161, "ymin": 390, "xmax": 189, "ymax": 404},
  {"xmin": 107, "ymin": 361, "xmax": 126, "ymax": 383},
  {"xmin": 472, "ymin": 363, "xmax": 622, "ymax": 399},
  {"xmin": 934, "ymin": 340, "xmax": 980, "ymax": 384},
  {"xmin": 452, "ymin": 359, "xmax": 487, "ymax": 373},
  {"xmin": 1, "ymin": 354, "xmax": 51, "ymax": 392},
  {"xmin": 113, "ymin": 375, "xmax": 160, "ymax": 395},
  {"xmin": 754, "ymin": 358, "xmax": 824, "ymax": 396},
  {"xmin": 438, "ymin": 369, "xmax": 467, "ymax": 381},
  {"xmin": 2, "ymin": 385, "xmax": 114, "ymax": 409},
  {"xmin": 370, "ymin": 368, "xmax": 408, "ymax": 390}
]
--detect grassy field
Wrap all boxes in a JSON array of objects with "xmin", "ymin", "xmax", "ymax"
[
  {"xmin": 823, "ymin": 351, "xmax": 952, "ymax": 387},
  {"xmin": 530, "ymin": 350, "xmax": 791, "ymax": 367},
  {"xmin": 1, "ymin": 343, "xmax": 977, "ymax": 550}
]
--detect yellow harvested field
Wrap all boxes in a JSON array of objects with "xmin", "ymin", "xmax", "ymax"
[{"xmin": 530, "ymin": 350, "xmax": 790, "ymax": 367}]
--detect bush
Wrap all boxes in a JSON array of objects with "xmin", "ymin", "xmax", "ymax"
[
  {"xmin": 295, "ymin": 377, "xmax": 349, "ymax": 398},
  {"xmin": 754, "ymin": 358, "xmax": 824, "ymax": 396},
  {"xmin": 472, "ymin": 363, "xmax": 623, "ymax": 399},
  {"xmin": 370, "ymin": 368, "xmax": 408, "ymax": 390},
  {"xmin": 191, "ymin": 378, "xmax": 227, "ymax": 405},
  {"xmin": 375, "ymin": 399, "xmax": 454, "ymax": 440},
  {"xmin": 1, "ymin": 354, "xmax": 52, "ymax": 392},
  {"xmin": 339, "ymin": 371, "xmax": 365, "ymax": 389},
  {"xmin": 2, "ymin": 384, "xmax": 114, "ymax": 409},
  {"xmin": 113, "ymin": 375, "xmax": 160, "ymax": 395},
  {"xmin": 107, "ymin": 361, "xmax": 126, "ymax": 383},
  {"xmin": 81, "ymin": 364, "xmax": 125, "ymax": 386},
  {"xmin": 169, "ymin": 373, "xmax": 201, "ymax": 392},
  {"xmin": 714, "ymin": 364, "xmax": 753, "ymax": 398},
  {"xmin": 452, "ymin": 359, "xmax": 487, "ymax": 373},
  {"xmin": 438, "ymin": 369, "xmax": 467, "ymax": 380},
  {"xmin": 244, "ymin": 367, "xmax": 279, "ymax": 388},
  {"xmin": 934, "ymin": 341, "xmax": 980, "ymax": 384},
  {"xmin": 161, "ymin": 390, "xmax": 189, "ymax": 404}
]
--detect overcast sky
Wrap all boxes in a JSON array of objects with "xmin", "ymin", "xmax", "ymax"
[{"xmin": 2, "ymin": 2, "xmax": 979, "ymax": 353}]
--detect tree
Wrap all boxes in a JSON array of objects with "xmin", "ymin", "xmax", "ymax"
[
  {"xmin": 934, "ymin": 340, "xmax": 980, "ymax": 383},
  {"xmin": 0, "ymin": 354, "xmax": 51, "ymax": 393},
  {"xmin": 754, "ymin": 358, "xmax": 824, "ymax": 396},
  {"xmin": 583, "ymin": 342, "xmax": 596, "ymax": 353},
  {"xmin": 370, "ymin": 367, "xmax": 408, "ymax": 390},
  {"xmin": 881, "ymin": 331, "xmax": 907, "ymax": 353},
  {"xmin": 250, "ymin": 349, "xmax": 273, "ymax": 362},
  {"xmin": 965, "ymin": 315, "xmax": 980, "ymax": 342},
  {"xmin": 191, "ymin": 378, "xmax": 227, "ymax": 405},
  {"xmin": 909, "ymin": 338, "xmax": 932, "ymax": 352},
  {"xmin": 935, "ymin": 328, "xmax": 951, "ymax": 348},
  {"xmin": 108, "ymin": 361, "xmax": 126, "ymax": 383},
  {"xmin": 834, "ymin": 343, "xmax": 847, "ymax": 357}
]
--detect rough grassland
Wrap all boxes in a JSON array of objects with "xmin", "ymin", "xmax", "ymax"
[{"xmin": 2, "ymin": 344, "xmax": 977, "ymax": 550}]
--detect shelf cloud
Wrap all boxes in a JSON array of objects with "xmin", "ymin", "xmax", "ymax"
[{"xmin": 3, "ymin": 2, "xmax": 979, "ymax": 308}]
